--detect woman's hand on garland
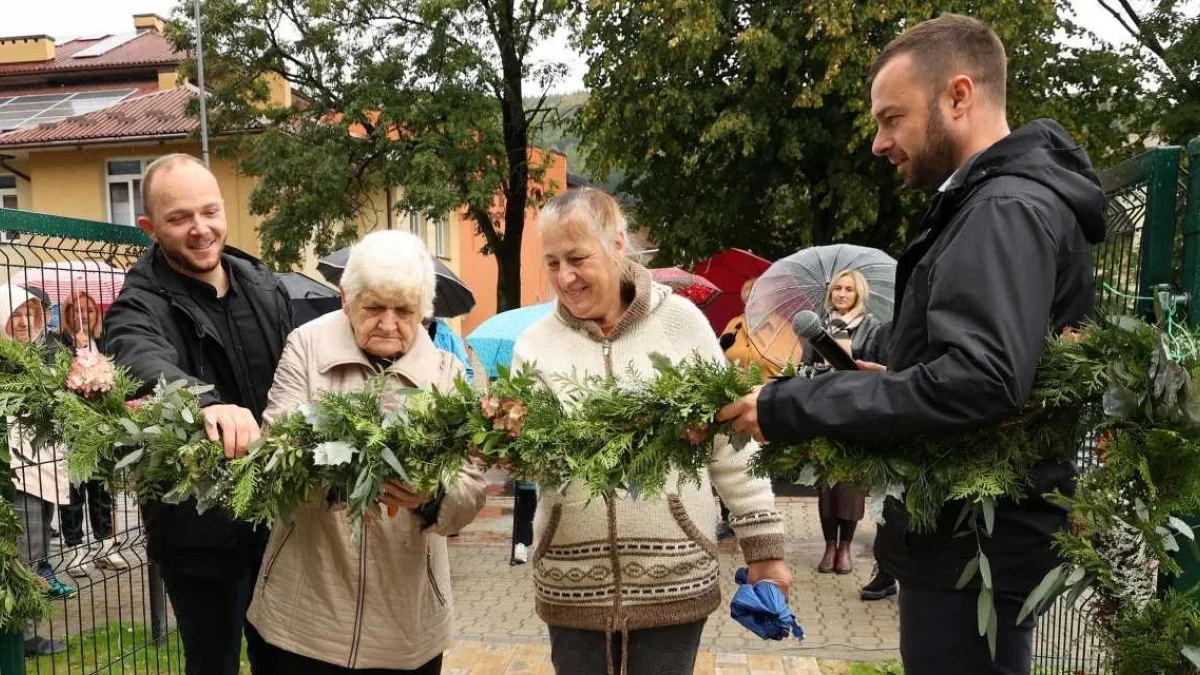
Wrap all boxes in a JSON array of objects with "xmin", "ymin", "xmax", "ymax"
[{"xmin": 378, "ymin": 478, "xmax": 430, "ymax": 517}]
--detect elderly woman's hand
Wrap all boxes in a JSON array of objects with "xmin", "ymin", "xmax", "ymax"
[{"xmin": 378, "ymin": 478, "xmax": 430, "ymax": 517}]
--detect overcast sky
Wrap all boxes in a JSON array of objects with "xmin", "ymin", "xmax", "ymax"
[{"xmin": 2, "ymin": 0, "xmax": 1146, "ymax": 94}]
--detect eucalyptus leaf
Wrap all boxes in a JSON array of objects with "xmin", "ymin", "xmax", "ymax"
[
  {"xmin": 955, "ymin": 556, "xmax": 980, "ymax": 590},
  {"xmin": 977, "ymin": 587, "xmax": 992, "ymax": 637},
  {"xmin": 1182, "ymin": 645, "xmax": 1200, "ymax": 667},
  {"xmin": 113, "ymin": 448, "xmax": 145, "ymax": 472},
  {"xmin": 981, "ymin": 498, "xmax": 995, "ymax": 536},
  {"xmin": 1168, "ymin": 516, "xmax": 1196, "ymax": 541},
  {"xmin": 1018, "ymin": 565, "xmax": 1065, "ymax": 625}
]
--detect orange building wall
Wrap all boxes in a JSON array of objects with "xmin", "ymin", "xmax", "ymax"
[{"xmin": 457, "ymin": 150, "xmax": 566, "ymax": 335}]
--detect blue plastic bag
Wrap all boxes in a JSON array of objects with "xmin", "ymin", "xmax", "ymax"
[{"xmin": 730, "ymin": 567, "xmax": 805, "ymax": 641}]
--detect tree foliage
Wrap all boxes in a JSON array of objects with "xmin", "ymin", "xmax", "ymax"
[
  {"xmin": 169, "ymin": 0, "xmax": 572, "ymax": 309},
  {"xmin": 1092, "ymin": 0, "xmax": 1200, "ymax": 145},
  {"xmin": 575, "ymin": 0, "xmax": 1153, "ymax": 264}
]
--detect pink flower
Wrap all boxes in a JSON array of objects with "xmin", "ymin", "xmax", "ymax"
[
  {"xmin": 66, "ymin": 348, "xmax": 116, "ymax": 398},
  {"xmin": 124, "ymin": 397, "xmax": 148, "ymax": 412},
  {"xmin": 481, "ymin": 395, "xmax": 501, "ymax": 418}
]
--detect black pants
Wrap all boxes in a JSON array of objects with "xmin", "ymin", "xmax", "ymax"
[
  {"xmin": 60, "ymin": 480, "xmax": 114, "ymax": 545},
  {"xmin": 899, "ymin": 587, "xmax": 1036, "ymax": 675},
  {"xmin": 819, "ymin": 517, "xmax": 857, "ymax": 543},
  {"xmin": 260, "ymin": 643, "xmax": 442, "ymax": 675},
  {"xmin": 511, "ymin": 483, "xmax": 537, "ymax": 554},
  {"xmin": 162, "ymin": 564, "xmax": 269, "ymax": 675},
  {"xmin": 549, "ymin": 620, "xmax": 706, "ymax": 675}
]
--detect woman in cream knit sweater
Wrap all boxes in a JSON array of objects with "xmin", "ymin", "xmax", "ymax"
[{"xmin": 511, "ymin": 188, "xmax": 793, "ymax": 675}]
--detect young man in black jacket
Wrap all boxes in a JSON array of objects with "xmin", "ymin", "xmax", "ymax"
[
  {"xmin": 719, "ymin": 14, "xmax": 1105, "ymax": 675},
  {"xmin": 104, "ymin": 154, "xmax": 293, "ymax": 675}
]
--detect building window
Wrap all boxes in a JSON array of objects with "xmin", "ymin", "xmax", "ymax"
[
  {"xmin": 408, "ymin": 211, "xmax": 425, "ymax": 239},
  {"xmin": 433, "ymin": 216, "xmax": 450, "ymax": 258},
  {"xmin": 0, "ymin": 174, "xmax": 16, "ymax": 210},
  {"xmin": 106, "ymin": 159, "xmax": 149, "ymax": 226},
  {"xmin": 0, "ymin": 174, "xmax": 17, "ymax": 242}
]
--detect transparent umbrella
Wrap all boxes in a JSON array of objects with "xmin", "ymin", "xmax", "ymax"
[{"xmin": 746, "ymin": 244, "xmax": 897, "ymax": 369}]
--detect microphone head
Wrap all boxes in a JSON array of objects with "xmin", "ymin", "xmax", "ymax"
[{"xmin": 791, "ymin": 309, "xmax": 822, "ymax": 339}]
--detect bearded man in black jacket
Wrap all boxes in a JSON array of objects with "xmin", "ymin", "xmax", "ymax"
[
  {"xmin": 104, "ymin": 154, "xmax": 293, "ymax": 675},
  {"xmin": 719, "ymin": 14, "xmax": 1105, "ymax": 675}
]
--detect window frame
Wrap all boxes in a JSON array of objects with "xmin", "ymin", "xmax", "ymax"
[
  {"xmin": 104, "ymin": 157, "xmax": 154, "ymax": 227},
  {"xmin": 0, "ymin": 173, "xmax": 18, "ymax": 242}
]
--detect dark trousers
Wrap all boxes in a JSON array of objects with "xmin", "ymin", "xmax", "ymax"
[
  {"xmin": 259, "ymin": 643, "xmax": 442, "ymax": 674},
  {"xmin": 819, "ymin": 517, "xmax": 858, "ymax": 543},
  {"xmin": 549, "ymin": 620, "xmax": 706, "ymax": 675},
  {"xmin": 162, "ymin": 564, "xmax": 269, "ymax": 675},
  {"xmin": 899, "ymin": 587, "xmax": 1036, "ymax": 675},
  {"xmin": 59, "ymin": 480, "xmax": 114, "ymax": 545},
  {"xmin": 511, "ymin": 483, "xmax": 537, "ymax": 554}
]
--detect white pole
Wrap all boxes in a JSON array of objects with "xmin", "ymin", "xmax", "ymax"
[{"xmin": 194, "ymin": 0, "xmax": 210, "ymax": 168}]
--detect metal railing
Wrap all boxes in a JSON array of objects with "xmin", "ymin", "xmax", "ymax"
[{"xmin": 0, "ymin": 208, "xmax": 182, "ymax": 674}]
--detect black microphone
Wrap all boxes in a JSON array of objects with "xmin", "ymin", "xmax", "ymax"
[{"xmin": 792, "ymin": 310, "xmax": 859, "ymax": 371}]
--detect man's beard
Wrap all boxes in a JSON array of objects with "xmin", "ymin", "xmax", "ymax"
[
  {"xmin": 907, "ymin": 106, "xmax": 960, "ymax": 191},
  {"xmin": 163, "ymin": 240, "xmax": 223, "ymax": 276}
]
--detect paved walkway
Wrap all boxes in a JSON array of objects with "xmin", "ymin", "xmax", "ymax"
[{"xmin": 446, "ymin": 495, "xmax": 900, "ymax": 663}]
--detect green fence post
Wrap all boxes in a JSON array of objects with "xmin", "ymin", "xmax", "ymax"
[
  {"xmin": 1136, "ymin": 147, "xmax": 1181, "ymax": 316},
  {"xmin": 1181, "ymin": 138, "xmax": 1200, "ymax": 327},
  {"xmin": 1173, "ymin": 137, "xmax": 1200, "ymax": 600}
]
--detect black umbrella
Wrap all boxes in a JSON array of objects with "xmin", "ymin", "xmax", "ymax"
[
  {"xmin": 277, "ymin": 272, "xmax": 342, "ymax": 326},
  {"xmin": 316, "ymin": 248, "xmax": 476, "ymax": 318}
]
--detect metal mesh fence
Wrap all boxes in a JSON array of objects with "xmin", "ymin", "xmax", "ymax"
[{"xmin": 0, "ymin": 209, "xmax": 183, "ymax": 674}]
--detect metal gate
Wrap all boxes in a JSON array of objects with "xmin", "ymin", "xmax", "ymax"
[
  {"xmin": 0, "ymin": 209, "xmax": 182, "ymax": 674},
  {"xmin": 1032, "ymin": 143, "xmax": 1192, "ymax": 674}
]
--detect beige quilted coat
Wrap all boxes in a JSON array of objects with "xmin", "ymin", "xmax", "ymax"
[{"xmin": 246, "ymin": 311, "xmax": 486, "ymax": 670}]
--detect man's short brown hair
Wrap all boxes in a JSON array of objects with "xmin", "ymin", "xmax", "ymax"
[
  {"xmin": 140, "ymin": 153, "xmax": 208, "ymax": 218},
  {"xmin": 869, "ymin": 14, "xmax": 1007, "ymax": 107}
]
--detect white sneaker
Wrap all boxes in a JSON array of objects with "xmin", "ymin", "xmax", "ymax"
[
  {"xmin": 93, "ymin": 539, "xmax": 129, "ymax": 571},
  {"xmin": 511, "ymin": 543, "xmax": 529, "ymax": 564}
]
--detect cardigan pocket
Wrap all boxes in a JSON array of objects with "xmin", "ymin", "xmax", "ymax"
[{"xmin": 667, "ymin": 494, "xmax": 719, "ymax": 561}]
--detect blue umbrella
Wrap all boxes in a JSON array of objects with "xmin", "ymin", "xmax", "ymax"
[
  {"xmin": 466, "ymin": 303, "xmax": 555, "ymax": 379},
  {"xmin": 730, "ymin": 567, "xmax": 805, "ymax": 641}
]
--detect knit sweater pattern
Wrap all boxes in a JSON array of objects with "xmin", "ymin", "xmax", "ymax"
[{"xmin": 511, "ymin": 264, "xmax": 786, "ymax": 632}]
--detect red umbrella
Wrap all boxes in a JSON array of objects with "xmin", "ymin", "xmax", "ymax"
[
  {"xmin": 691, "ymin": 249, "xmax": 772, "ymax": 333},
  {"xmin": 650, "ymin": 267, "xmax": 722, "ymax": 308}
]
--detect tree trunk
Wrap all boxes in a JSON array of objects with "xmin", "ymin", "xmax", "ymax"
[{"xmin": 493, "ymin": 0, "xmax": 530, "ymax": 312}]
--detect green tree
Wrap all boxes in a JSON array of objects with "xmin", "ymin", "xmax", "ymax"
[
  {"xmin": 170, "ymin": 0, "xmax": 572, "ymax": 310},
  {"xmin": 576, "ymin": 0, "xmax": 1151, "ymax": 264},
  {"xmin": 1091, "ymin": 0, "xmax": 1200, "ymax": 144}
]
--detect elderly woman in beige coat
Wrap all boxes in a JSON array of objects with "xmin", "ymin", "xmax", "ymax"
[{"xmin": 247, "ymin": 231, "xmax": 487, "ymax": 675}]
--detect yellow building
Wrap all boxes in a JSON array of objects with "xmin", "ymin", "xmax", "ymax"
[{"xmin": 0, "ymin": 14, "xmax": 565, "ymax": 334}]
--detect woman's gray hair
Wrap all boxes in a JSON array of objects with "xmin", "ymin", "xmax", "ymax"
[
  {"xmin": 341, "ymin": 230, "xmax": 437, "ymax": 318},
  {"xmin": 537, "ymin": 187, "xmax": 640, "ymax": 260}
]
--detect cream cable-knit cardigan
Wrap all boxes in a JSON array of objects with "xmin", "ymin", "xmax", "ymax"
[{"xmin": 511, "ymin": 263, "xmax": 786, "ymax": 633}]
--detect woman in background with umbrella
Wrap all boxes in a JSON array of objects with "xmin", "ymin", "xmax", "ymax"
[{"xmin": 803, "ymin": 270, "xmax": 884, "ymax": 576}]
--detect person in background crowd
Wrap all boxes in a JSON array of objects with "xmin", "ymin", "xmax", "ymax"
[
  {"xmin": 800, "ymin": 271, "xmax": 886, "ymax": 585},
  {"xmin": 56, "ymin": 290, "xmax": 129, "ymax": 574},
  {"xmin": 719, "ymin": 277, "xmax": 780, "ymax": 378},
  {"xmin": 426, "ymin": 316, "xmax": 474, "ymax": 383},
  {"xmin": 719, "ymin": 15, "xmax": 1105, "ymax": 674},
  {"xmin": 105, "ymin": 153, "xmax": 294, "ymax": 675},
  {"xmin": 1, "ymin": 283, "xmax": 74, "ymax": 656},
  {"xmin": 513, "ymin": 188, "xmax": 792, "ymax": 674},
  {"xmin": 249, "ymin": 230, "xmax": 486, "ymax": 674}
]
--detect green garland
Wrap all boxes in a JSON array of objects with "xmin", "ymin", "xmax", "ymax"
[{"xmin": 0, "ymin": 317, "xmax": 1198, "ymax": 669}]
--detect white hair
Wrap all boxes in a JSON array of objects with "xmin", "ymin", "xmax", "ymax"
[
  {"xmin": 538, "ymin": 187, "xmax": 638, "ymax": 260},
  {"xmin": 341, "ymin": 230, "xmax": 437, "ymax": 318}
]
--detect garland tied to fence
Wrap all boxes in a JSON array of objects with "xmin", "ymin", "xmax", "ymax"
[{"xmin": 1, "ymin": 317, "xmax": 1199, "ymax": 670}]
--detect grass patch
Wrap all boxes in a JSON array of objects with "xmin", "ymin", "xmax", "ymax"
[
  {"xmin": 846, "ymin": 662, "xmax": 904, "ymax": 675},
  {"xmin": 28, "ymin": 623, "xmax": 251, "ymax": 674}
]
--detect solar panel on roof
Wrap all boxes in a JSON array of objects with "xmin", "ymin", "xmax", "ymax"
[
  {"xmin": 0, "ymin": 89, "xmax": 135, "ymax": 131},
  {"xmin": 72, "ymin": 31, "xmax": 142, "ymax": 59}
]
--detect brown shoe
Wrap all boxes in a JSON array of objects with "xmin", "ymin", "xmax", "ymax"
[
  {"xmin": 817, "ymin": 541, "xmax": 837, "ymax": 573},
  {"xmin": 835, "ymin": 542, "xmax": 853, "ymax": 574}
]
